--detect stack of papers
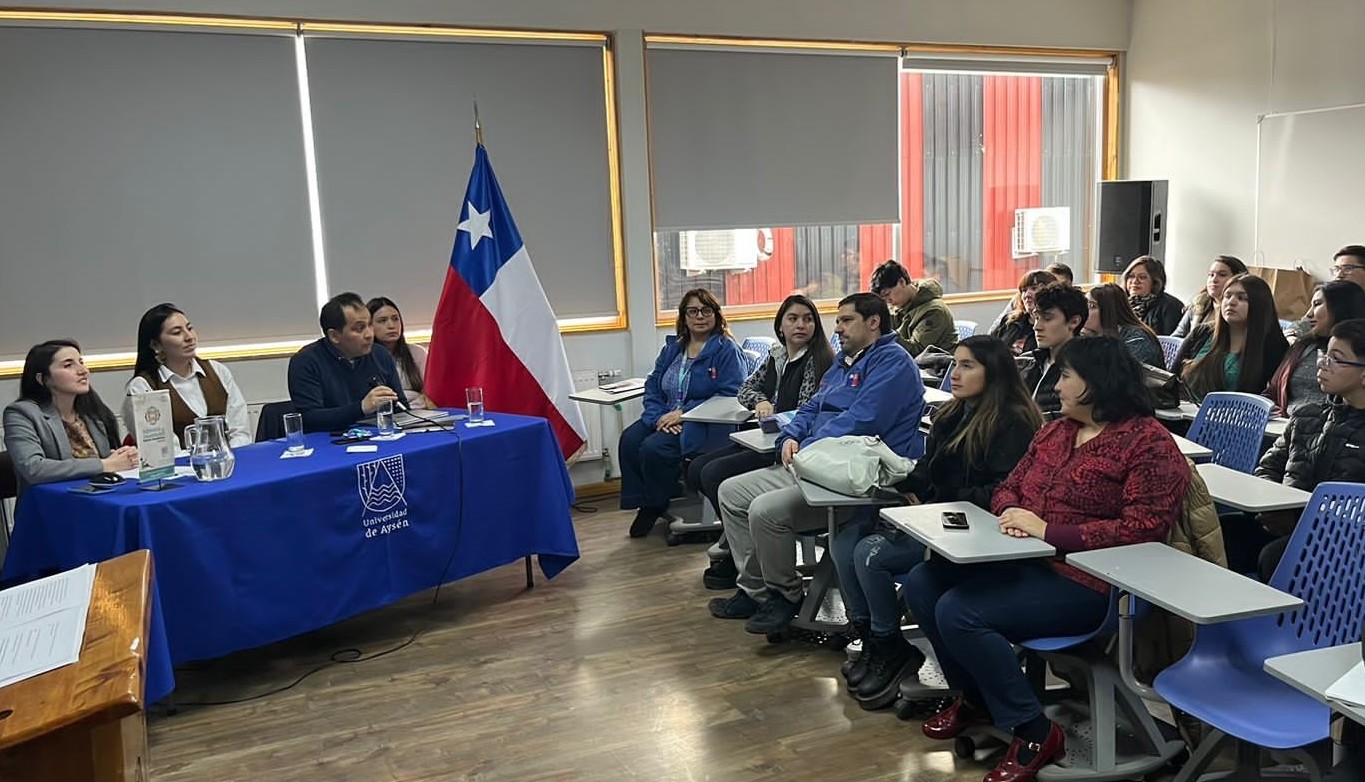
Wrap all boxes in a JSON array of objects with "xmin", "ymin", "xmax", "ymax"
[
  {"xmin": 1327, "ymin": 660, "xmax": 1365, "ymax": 708},
  {"xmin": 0, "ymin": 563, "xmax": 96, "ymax": 688}
]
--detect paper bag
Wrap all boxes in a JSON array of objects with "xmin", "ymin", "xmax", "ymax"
[{"xmin": 1247, "ymin": 265, "xmax": 1316, "ymax": 320}]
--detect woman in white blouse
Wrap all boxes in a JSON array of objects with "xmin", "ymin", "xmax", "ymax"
[
  {"xmin": 122, "ymin": 303, "xmax": 252, "ymax": 448},
  {"xmin": 367, "ymin": 297, "xmax": 429, "ymax": 409}
]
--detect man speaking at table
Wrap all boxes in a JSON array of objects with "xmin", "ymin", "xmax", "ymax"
[{"xmin": 289, "ymin": 292, "xmax": 403, "ymax": 432}]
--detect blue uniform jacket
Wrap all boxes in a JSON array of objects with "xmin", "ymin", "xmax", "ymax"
[
  {"xmin": 641, "ymin": 334, "xmax": 746, "ymax": 455},
  {"xmin": 777, "ymin": 332, "xmax": 925, "ymax": 459}
]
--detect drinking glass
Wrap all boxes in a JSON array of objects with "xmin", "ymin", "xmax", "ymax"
[
  {"xmin": 466, "ymin": 387, "xmax": 485, "ymax": 423},
  {"xmin": 376, "ymin": 400, "xmax": 397, "ymax": 435},
  {"xmin": 283, "ymin": 412, "xmax": 305, "ymax": 453}
]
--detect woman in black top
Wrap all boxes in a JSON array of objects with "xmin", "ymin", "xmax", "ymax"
[
  {"xmin": 1124, "ymin": 256, "xmax": 1185, "ymax": 335},
  {"xmin": 690, "ymin": 295, "xmax": 833, "ymax": 585}
]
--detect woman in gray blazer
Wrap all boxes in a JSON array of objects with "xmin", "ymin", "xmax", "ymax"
[{"xmin": 3, "ymin": 339, "xmax": 137, "ymax": 496}]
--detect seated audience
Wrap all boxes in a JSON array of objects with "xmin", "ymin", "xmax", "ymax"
[
  {"xmin": 621, "ymin": 288, "xmax": 745, "ymax": 538},
  {"xmin": 1175, "ymin": 273, "xmax": 1289, "ymax": 401},
  {"xmin": 368, "ymin": 296, "xmax": 429, "ymax": 410},
  {"xmin": 989, "ymin": 270, "xmax": 1059, "ymax": 356},
  {"xmin": 905, "ymin": 336, "xmax": 1188, "ymax": 782},
  {"xmin": 691, "ymin": 295, "xmax": 834, "ymax": 590},
  {"xmin": 3, "ymin": 340, "xmax": 138, "ymax": 496},
  {"xmin": 1124, "ymin": 255, "xmax": 1185, "ymax": 335},
  {"xmin": 1172, "ymin": 255, "xmax": 1248, "ymax": 338},
  {"xmin": 1254, "ymin": 319, "xmax": 1365, "ymax": 579},
  {"xmin": 1264, "ymin": 281, "xmax": 1365, "ymax": 415},
  {"xmin": 869, "ymin": 260, "xmax": 958, "ymax": 356},
  {"xmin": 1083, "ymin": 283, "xmax": 1163, "ymax": 367},
  {"xmin": 709, "ymin": 293, "xmax": 924, "ymax": 635},
  {"xmin": 122, "ymin": 303, "xmax": 251, "ymax": 449},
  {"xmin": 1021, "ymin": 282, "xmax": 1088, "ymax": 416},
  {"xmin": 288, "ymin": 292, "xmax": 403, "ymax": 433},
  {"xmin": 833, "ymin": 336, "xmax": 1042, "ymax": 710}
]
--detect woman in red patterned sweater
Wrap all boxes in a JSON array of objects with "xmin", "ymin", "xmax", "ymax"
[{"xmin": 903, "ymin": 336, "xmax": 1190, "ymax": 782}]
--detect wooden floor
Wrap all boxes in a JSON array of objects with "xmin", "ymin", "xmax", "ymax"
[{"xmin": 146, "ymin": 505, "xmax": 1170, "ymax": 782}]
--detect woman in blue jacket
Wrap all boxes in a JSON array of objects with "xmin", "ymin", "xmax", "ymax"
[{"xmin": 622, "ymin": 289, "xmax": 746, "ymax": 538}]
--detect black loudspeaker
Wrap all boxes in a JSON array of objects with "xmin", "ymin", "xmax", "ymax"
[{"xmin": 1096, "ymin": 180, "xmax": 1168, "ymax": 273}]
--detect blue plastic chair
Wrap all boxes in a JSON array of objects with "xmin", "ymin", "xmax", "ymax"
[
  {"xmin": 1154, "ymin": 482, "xmax": 1365, "ymax": 779},
  {"xmin": 741, "ymin": 336, "xmax": 779, "ymax": 356},
  {"xmin": 1186, "ymin": 392, "xmax": 1274, "ymax": 474},
  {"xmin": 1158, "ymin": 335, "xmax": 1183, "ymax": 371},
  {"xmin": 741, "ymin": 349, "xmax": 763, "ymax": 375},
  {"xmin": 954, "ymin": 320, "xmax": 978, "ymax": 341}
]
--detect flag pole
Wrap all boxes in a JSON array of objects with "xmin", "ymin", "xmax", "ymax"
[{"xmin": 473, "ymin": 98, "xmax": 484, "ymax": 147}]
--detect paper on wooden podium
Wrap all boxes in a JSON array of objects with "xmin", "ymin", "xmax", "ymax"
[
  {"xmin": 1327, "ymin": 660, "xmax": 1365, "ymax": 708},
  {"xmin": 0, "ymin": 563, "xmax": 96, "ymax": 689}
]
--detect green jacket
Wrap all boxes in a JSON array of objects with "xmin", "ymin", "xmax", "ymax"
[{"xmin": 891, "ymin": 279, "xmax": 958, "ymax": 357}]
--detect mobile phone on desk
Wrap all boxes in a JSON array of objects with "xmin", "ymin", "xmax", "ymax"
[
  {"xmin": 68, "ymin": 484, "xmax": 114, "ymax": 495},
  {"xmin": 941, "ymin": 511, "xmax": 969, "ymax": 530},
  {"xmin": 329, "ymin": 432, "xmax": 372, "ymax": 445}
]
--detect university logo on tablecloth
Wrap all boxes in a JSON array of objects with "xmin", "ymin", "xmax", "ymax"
[{"xmin": 356, "ymin": 455, "xmax": 410, "ymax": 538}]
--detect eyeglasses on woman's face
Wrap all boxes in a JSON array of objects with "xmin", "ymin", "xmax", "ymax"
[{"xmin": 684, "ymin": 306, "xmax": 715, "ymax": 319}]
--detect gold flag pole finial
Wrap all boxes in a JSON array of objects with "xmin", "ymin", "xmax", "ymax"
[{"xmin": 473, "ymin": 98, "xmax": 484, "ymax": 147}]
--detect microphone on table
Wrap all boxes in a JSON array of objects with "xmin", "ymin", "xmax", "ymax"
[{"xmin": 369, "ymin": 376, "xmax": 410, "ymax": 413}]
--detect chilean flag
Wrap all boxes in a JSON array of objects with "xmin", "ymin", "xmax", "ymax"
[{"xmin": 425, "ymin": 143, "xmax": 587, "ymax": 460}]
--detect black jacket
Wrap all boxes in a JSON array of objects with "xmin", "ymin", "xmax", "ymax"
[
  {"xmin": 992, "ymin": 315, "xmax": 1037, "ymax": 356},
  {"xmin": 1020, "ymin": 347, "xmax": 1062, "ymax": 417},
  {"xmin": 895, "ymin": 405, "xmax": 1037, "ymax": 510},
  {"xmin": 1256, "ymin": 401, "xmax": 1365, "ymax": 491},
  {"xmin": 1137, "ymin": 292, "xmax": 1185, "ymax": 336}
]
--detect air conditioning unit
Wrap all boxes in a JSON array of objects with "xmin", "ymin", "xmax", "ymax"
[
  {"xmin": 679, "ymin": 229, "xmax": 765, "ymax": 272},
  {"xmin": 1011, "ymin": 207, "xmax": 1071, "ymax": 258}
]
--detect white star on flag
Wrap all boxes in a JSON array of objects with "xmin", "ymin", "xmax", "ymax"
[{"xmin": 456, "ymin": 201, "xmax": 493, "ymax": 249}]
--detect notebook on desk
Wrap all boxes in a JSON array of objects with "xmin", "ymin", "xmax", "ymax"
[
  {"xmin": 599, "ymin": 379, "xmax": 645, "ymax": 394},
  {"xmin": 359, "ymin": 410, "xmax": 459, "ymax": 429}
]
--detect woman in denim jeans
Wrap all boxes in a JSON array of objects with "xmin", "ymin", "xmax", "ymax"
[{"xmin": 831, "ymin": 335, "xmax": 1042, "ymax": 710}]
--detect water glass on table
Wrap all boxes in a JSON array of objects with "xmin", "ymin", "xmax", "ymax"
[
  {"xmin": 376, "ymin": 399, "xmax": 398, "ymax": 436},
  {"xmin": 466, "ymin": 387, "xmax": 485, "ymax": 423},
  {"xmin": 283, "ymin": 412, "xmax": 305, "ymax": 453}
]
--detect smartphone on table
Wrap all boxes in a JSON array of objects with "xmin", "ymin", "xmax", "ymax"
[{"xmin": 941, "ymin": 511, "xmax": 969, "ymax": 530}]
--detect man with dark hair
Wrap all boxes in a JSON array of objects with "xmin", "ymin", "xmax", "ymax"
[
  {"xmin": 288, "ymin": 292, "xmax": 403, "ymax": 432},
  {"xmin": 709, "ymin": 292, "xmax": 925, "ymax": 635},
  {"xmin": 1332, "ymin": 245, "xmax": 1365, "ymax": 290},
  {"xmin": 869, "ymin": 260, "xmax": 958, "ymax": 357},
  {"xmin": 1023, "ymin": 283, "xmax": 1088, "ymax": 416},
  {"xmin": 1045, "ymin": 262, "xmax": 1074, "ymax": 286}
]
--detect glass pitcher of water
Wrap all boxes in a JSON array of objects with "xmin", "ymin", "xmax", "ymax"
[{"xmin": 185, "ymin": 415, "xmax": 236, "ymax": 482}]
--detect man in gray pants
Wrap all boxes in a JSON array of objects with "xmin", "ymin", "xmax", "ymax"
[{"xmin": 709, "ymin": 293, "xmax": 925, "ymax": 636}]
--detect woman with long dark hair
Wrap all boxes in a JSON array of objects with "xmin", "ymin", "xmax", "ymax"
[
  {"xmin": 4, "ymin": 340, "xmax": 137, "ymax": 495},
  {"xmin": 908, "ymin": 336, "xmax": 1189, "ymax": 782},
  {"xmin": 1083, "ymin": 283, "xmax": 1163, "ymax": 367},
  {"xmin": 692, "ymin": 295, "xmax": 834, "ymax": 589},
  {"xmin": 834, "ymin": 336, "xmax": 1043, "ymax": 710},
  {"xmin": 1264, "ymin": 281, "xmax": 1365, "ymax": 414},
  {"xmin": 1176, "ymin": 273, "xmax": 1290, "ymax": 401},
  {"xmin": 367, "ymin": 297, "xmax": 428, "ymax": 409},
  {"xmin": 989, "ymin": 269, "xmax": 1058, "ymax": 356},
  {"xmin": 620, "ymin": 288, "xmax": 746, "ymax": 538},
  {"xmin": 1124, "ymin": 256, "xmax": 1185, "ymax": 335},
  {"xmin": 124, "ymin": 303, "xmax": 251, "ymax": 448},
  {"xmin": 1172, "ymin": 255, "xmax": 1249, "ymax": 338}
]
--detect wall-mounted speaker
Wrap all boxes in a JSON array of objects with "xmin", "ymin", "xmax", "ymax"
[{"xmin": 1096, "ymin": 179, "xmax": 1168, "ymax": 273}]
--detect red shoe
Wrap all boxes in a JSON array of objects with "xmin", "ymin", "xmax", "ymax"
[
  {"xmin": 921, "ymin": 696, "xmax": 990, "ymax": 740},
  {"xmin": 983, "ymin": 722, "xmax": 1066, "ymax": 782}
]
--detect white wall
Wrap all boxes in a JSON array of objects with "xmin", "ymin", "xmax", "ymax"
[
  {"xmin": 2, "ymin": 0, "xmax": 1127, "ymax": 486},
  {"xmin": 1126, "ymin": 0, "xmax": 1365, "ymax": 299}
]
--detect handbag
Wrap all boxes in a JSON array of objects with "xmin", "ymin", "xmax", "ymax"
[
  {"xmin": 790, "ymin": 435, "xmax": 916, "ymax": 497},
  {"xmin": 1143, "ymin": 362, "xmax": 1186, "ymax": 410}
]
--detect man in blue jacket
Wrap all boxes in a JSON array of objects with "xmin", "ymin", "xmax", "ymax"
[
  {"xmin": 711, "ymin": 293, "xmax": 925, "ymax": 635},
  {"xmin": 288, "ymin": 292, "xmax": 404, "ymax": 433}
]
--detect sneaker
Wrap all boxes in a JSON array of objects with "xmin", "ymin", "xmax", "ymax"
[
  {"xmin": 840, "ymin": 619, "xmax": 871, "ymax": 692},
  {"xmin": 702, "ymin": 557, "xmax": 738, "ymax": 590},
  {"xmin": 709, "ymin": 589, "xmax": 760, "ymax": 619},
  {"xmin": 744, "ymin": 589, "xmax": 802, "ymax": 635},
  {"xmin": 855, "ymin": 633, "xmax": 926, "ymax": 710}
]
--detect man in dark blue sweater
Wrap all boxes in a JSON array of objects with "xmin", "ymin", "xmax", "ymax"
[{"xmin": 288, "ymin": 292, "xmax": 403, "ymax": 433}]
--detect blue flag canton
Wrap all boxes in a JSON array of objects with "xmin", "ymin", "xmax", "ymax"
[{"xmin": 451, "ymin": 145, "xmax": 527, "ymax": 298}]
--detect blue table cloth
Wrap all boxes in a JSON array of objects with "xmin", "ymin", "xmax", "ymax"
[{"xmin": 3, "ymin": 413, "xmax": 578, "ymax": 703}]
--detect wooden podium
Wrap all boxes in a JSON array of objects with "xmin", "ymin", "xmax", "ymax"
[{"xmin": 0, "ymin": 551, "xmax": 154, "ymax": 782}]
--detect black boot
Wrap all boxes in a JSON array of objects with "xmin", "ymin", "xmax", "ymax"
[
  {"xmin": 841, "ymin": 619, "xmax": 872, "ymax": 692},
  {"xmin": 702, "ymin": 556, "xmax": 738, "ymax": 590},
  {"xmin": 855, "ymin": 632, "xmax": 925, "ymax": 710},
  {"xmin": 628, "ymin": 507, "xmax": 663, "ymax": 538}
]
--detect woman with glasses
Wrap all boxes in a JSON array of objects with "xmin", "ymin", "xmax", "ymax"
[
  {"xmin": 620, "ymin": 288, "xmax": 746, "ymax": 538},
  {"xmin": 1253, "ymin": 319, "xmax": 1365, "ymax": 579},
  {"xmin": 1174, "ymin": 273, "xmax": 1289, "ymax": 401},
  {"xmin": 1123, "ymin": 256, "xmax": 1185, "ymax": 335},
  {"xmin": 1172, "ymin": 256, "xmax": 1249, "ymax": 339},
  {"xmin": 1264, "ymin": 281, "xmax": 1365, "ymax": 415}
]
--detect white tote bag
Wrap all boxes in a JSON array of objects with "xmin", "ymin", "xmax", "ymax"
[{"xmin": 790, "ymin": 435, "xmax": 916, "ymax": 497}]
